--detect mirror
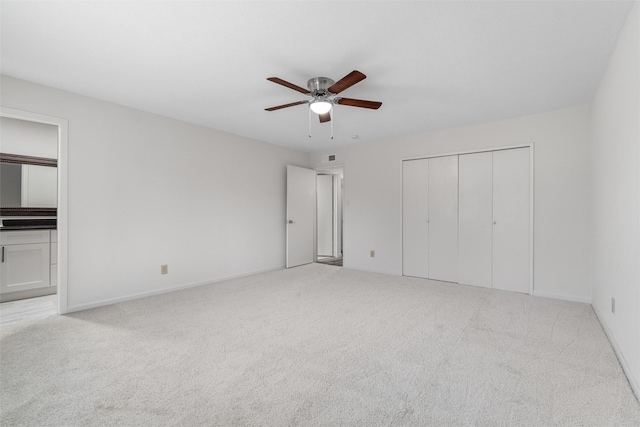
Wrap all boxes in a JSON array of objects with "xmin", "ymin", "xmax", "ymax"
[
  {"xmin": 0, "ymin": 153, "xmax": 57, "ymax": 215},
  {"xmin": 1, "ymin": 162, "xmax": 57, "ymax": 207}
]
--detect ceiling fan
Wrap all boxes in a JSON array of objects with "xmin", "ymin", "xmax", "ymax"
[{"xmin": 265, "ymin": 70, "xmax": 382, "ymax": 125}]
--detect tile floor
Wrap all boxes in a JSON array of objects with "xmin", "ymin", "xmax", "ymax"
[{"xmin": 0, "ymin": 294, "xmax": 58, "ymax": 324}]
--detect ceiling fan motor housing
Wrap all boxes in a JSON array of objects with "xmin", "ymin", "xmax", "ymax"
[{"xmin": 307, "ymin": 77, "xmax": 335, "ymax": 97}]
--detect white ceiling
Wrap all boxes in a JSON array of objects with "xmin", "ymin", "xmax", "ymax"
[{"xmin": 1, "ymin": 1, "xmax": 634, "ymax": 152}]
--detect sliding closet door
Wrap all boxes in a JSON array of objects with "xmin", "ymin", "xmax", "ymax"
[
  {"xmin": 428, "ymin": 155, "xmax": 458, "ymax": 282},
  {"xmin": 492, "ymin": 148, "xmax": 530, "ymax": 293},
  {"xmin": 458, "ymin": 152, "xmax": 493, "ymax": 288},
  {"xmin": 402, "ymin": 159, "xmax": 429, "ymax": 278}
]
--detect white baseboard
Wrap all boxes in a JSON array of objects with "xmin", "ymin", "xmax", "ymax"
[
  {"xmin": 532, "ymin": 290, "xmax": 592, "ymax": 304},
  {"xmin": 63, "ymin": 266, "xmax": 284, "ymax": 314},
  {"xmin": 592, "ymin": 301, "xmax": 640, "ymax": 402}
]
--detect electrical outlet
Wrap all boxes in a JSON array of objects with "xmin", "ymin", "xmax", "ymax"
[
  {"xmin": 161, "ymin": 264, "xmax": 168, "ymax": 275},
  {"xmin": 611, "ymin": 297, "xmax": 615, "ymax": 314},
  {"xmin": 370, "ymin": 250, "xmax": 375, "ymax": 258}
]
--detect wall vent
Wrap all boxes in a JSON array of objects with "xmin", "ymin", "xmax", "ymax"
[{"xmin": 321, "ymin": 154, "xmax": 336, "ymax": 164}]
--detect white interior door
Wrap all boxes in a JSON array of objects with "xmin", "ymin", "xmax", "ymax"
[
  {"xmin": 458, "ymin": 152, "xmax": 493, "ymax": 288},
  {"xmin": 316, "ymin": 174, "xmax": 333, "ymax": 257},
  {"xmin": 428, "ymin": 155, "xmax": 458, "ymax": 282},
  {"xmin": 286, "ymin": 165, "xmax": 316, "ymax": 268},
  {"xmin": 492, "ymin": 148, "xmax": 530, "ymax": 293},
  {"xmin": 402, "ymin": 159, "xmax": 429, "ymax": 278}
]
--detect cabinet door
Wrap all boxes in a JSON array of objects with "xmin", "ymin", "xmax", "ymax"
[
  {"xmin": 402, "ymin": 159, "xmax": 429, "ymax": 278},
  {"xmin": 428, "ymin": 155, "xmax": 458, "ymax": 282},
  {"xmin": 458, "ymin": 152, "xmax": 493, "ymax": 288},
  {"xmin": 492, "ymin": 148, "xmax": 530, "ymax": 293},
  {"xmin": 1, "ymin": 243, "xmax": 51, "ymax": 293}
]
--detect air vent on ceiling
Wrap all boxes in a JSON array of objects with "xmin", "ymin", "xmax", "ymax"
[{"xmin": 321, "ymin": 154, "xmax": 336, "ymax": 164}]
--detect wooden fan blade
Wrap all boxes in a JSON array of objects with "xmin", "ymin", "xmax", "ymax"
[
  {"xmin": 265, "ymin": 100, "xmax": 308, "ymax": 111},
  {"xmin": 327, "ymin": 70, "xmax": 366, "ymax": 94},
  {"xmin": 335, "ymin": 97, "xmax": 382, "ymax": 109},
  {"xmin": 267, "ymin": 77, "xmax": 310, "ymax": 95},
  {"xmin": 319, "ymin": 112, "xmax": 331, "ymax": 123}
]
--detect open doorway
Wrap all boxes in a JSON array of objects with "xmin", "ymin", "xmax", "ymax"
[
  {"xmin": 0, "ymin": 107, "xmax": 68, "ymax": 315},
  {"xmin": 315, "ymin": 167, "xmax": 343, "ymax": 267}
]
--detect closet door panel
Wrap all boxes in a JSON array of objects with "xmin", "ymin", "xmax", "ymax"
[
  {"xmin": 458, "ymin": 152, "xmax": 493, "ymax": 288},
  {"xmin": 492, "ymin": 148, "xmax": 530, "ymax": 293},
  {"xmin": 428, "ymin": 155, "xmax": 458, "ymax": 282},
  {"xmin": 402, "ymin": 159, "xmax": 429, "ymax": 278}
]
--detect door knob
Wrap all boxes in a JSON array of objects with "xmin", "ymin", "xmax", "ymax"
[{"xmin": 286, "ymin": 220, "xmax": 294, "ymax": 224}]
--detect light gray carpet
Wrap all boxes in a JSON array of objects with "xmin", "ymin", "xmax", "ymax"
[{"xmin": 1, "ymin": 264, "xmax": 639, "ymax": 426}]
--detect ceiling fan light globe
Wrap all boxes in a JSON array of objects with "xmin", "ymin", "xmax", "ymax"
[{"xmin": 310, "ymin": 101, "xmax": 332, "ymax": 115}]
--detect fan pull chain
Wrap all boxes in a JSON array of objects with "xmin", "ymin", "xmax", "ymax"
[
  {"xmin": 308, "ymin": 106, "xmax": 311, "ymax": 138},
  {"xmin": 330, "ymin": 105, "xmax": 334, "ymax": 139}
]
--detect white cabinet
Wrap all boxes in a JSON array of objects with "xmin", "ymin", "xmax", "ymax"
[{"xmin": 1, "ymin": 230, "xmax": 51, "ymax": 293}]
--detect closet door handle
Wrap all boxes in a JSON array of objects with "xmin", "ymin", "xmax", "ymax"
[{"xmin": 1, "ymin": 247, "xmax": 4, "ymax": 263}]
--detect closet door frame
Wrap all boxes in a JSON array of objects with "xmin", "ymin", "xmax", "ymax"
[{"xmin": 401, "ymin": 143, "xmax": 534, "ymax": 295}]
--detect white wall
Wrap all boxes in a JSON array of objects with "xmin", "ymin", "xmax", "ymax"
[
  {"xmin": 311, "ymin": 104, "xmax": 593, "ymax": 302},
  {"xmin": 590, "ymin": 2, "xmax": 639, "ymax": 395},
  {"xmin": 0, "ymin": 116, "xmax": 58, "ymax": 158},
  {"xmin": 1, "ymin": 75, "xmax": 309, "ymax": 312}
]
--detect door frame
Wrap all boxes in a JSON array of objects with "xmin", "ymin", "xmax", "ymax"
[
  {"xmin": 314, "ymin": 164, "xmax": 345, "ymax": 263},
  {"xmin": 1, "ymin": 107, "xmax": 69, "ymax": 314},
  {"xmin": 316, "ymin": 173, "xmax": 335, "ymax": 258},
  {"xmin": 401, "ymin": 143, "xmax": 534, "ymax": 295}
]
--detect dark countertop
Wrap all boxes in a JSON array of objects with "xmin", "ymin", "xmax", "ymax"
[
  {"xmin": 0, "ymin": 225, "xmax": 57, "ymax": 231},
  {"xmin": 0, "ymin": 219, "xmax": 57, "ymax": 230}
]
